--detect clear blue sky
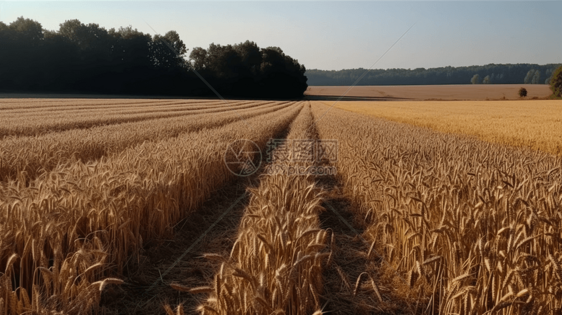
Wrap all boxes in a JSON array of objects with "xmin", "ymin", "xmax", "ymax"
[{"xmin": 1, "ymin": 1, "xmax": 560, "ymax": 70}]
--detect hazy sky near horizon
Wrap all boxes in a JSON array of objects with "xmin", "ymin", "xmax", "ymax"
[{"xmin": 1, "ymin": 1, "xmax": 560, "ymax": 71}]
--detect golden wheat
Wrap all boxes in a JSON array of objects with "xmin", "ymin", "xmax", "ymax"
[
  {"xmin": 311, "ymin": 102, "xmax": 562, "ymax": 314},
  {"xmin": 4, "ymin": 97, "xmax": 558, "ymax": 315},
  {"xmin": 190, "ymin": 104, "xmax": 327, "ymax": 315},
  {"xmin": 0, "ymin": 101, "xmax": 303, "ymax": 314},
  {"xmin": 0, "ymin": 101, "xmax": 294, "ymax": 183},
  {"xmin": 320, "ymin": 100, "xmax": 562, "ymax": 156},
  {"xmin": 0, "ymin": 99, "xmax": 282, "ymax": 138},
  {"xmin": 0, "ymin": 99, "xmax": 230, "ymax": 115},
  {"xmin": 1, "ymin": 99, "xmax": 273, "ymax": 123},
  {"xmin": 0, "ymin": 98, "xmax": 182, "ymax": 110}
]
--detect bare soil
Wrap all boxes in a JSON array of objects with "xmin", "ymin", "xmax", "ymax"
[
  {"xmin": 305, "ymin": 84, "xmax": 552, "ymax": 101},
  {"xmin": 99, "ymin": 177, "xmax": 251, "ymax": 314}
]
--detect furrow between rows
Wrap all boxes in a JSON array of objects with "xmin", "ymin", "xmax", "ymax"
[{"xmin": 184, "ymin": 103, "xmax": 328, "ymax": 315}]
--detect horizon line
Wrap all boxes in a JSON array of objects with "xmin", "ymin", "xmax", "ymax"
[{"xmin": 307, "ymin": 62, "xmax": 562, "ymax": 72}]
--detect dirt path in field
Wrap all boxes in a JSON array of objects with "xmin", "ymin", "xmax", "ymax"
[
  {"xmin": 100, "ymin": 175, "xmax": 254, "ymax": 314},
  {"xmin": 316, "ymin": 175, "xmax": 374, "ymax": 314},
  {"xmin": 304, "ymin": 105, "xmax": 375, "ymax": 313},
  {"xmin": 304, "ymin": 107, "xmax": 377, "ymax": 314},
  {"xmin": 315, "ymin": 175, "xmax": 415, "ymax": 315},
  {"xmin": 100, "ymin": 122, "xmax": 295, "ymax": 315},
  {"xmin": 309, "ymin": 107, "xmax": 414, "ymax": 315}
]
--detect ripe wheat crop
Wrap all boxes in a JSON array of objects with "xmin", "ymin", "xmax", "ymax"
[
  {"xmin": 3, "ymin": 96, "xmax": 559, "ymax": 315},
  {"xmin": 0, "ymin": 99, "xmax": 277, "ymax": 138},
  {"xmin": 184, "ymin": 104, "xmax": 328, "ymax": 315},
  {"xmin": 0, "ymin": 101, "xmax": 293, "ymax": 183},
  {"xmin": 1, "ymin": 99, "xmax": 266, "ymax": 121},
  {"xmin": 0, "ymin": 98, "xmax": 171, "ymax": 110},
  {"xmin": 0, "ymin": 99, "xmax": 220, "ymax": 113},
  {"xmin": 2, "ymin": 100, "xmax": 193, "ymax": 118},
  {"xmin": 0, "ymin": 101, "xmax": 302, "ymax": 315},
  {"xmin": 323, "ymin": 100, "xmax": 562, "ymax": 156},
  {"xmin": 312, "ymin": 102, "xmax": 562, "ymax": 314}
]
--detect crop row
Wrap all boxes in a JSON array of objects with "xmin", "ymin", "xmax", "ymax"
[
  {"xmin": 0, "ymin": 102, "xmax": 303, "ymax": 315},
  {"xmin": 0, "ymin": 98, "xmax": 186, "ymax": 110},
  {"xmin": 189, "ymin": 103, "xmax": 327, "ymax": 315},
  {"xmin": 0, "ymin": 100, "xmax": 277, "ymax": 138},
  {"xmin": 311, "ymin": 102, "xmax": 562, "ymax": 314},
  {"xmin": 0, "ymin": 101, "xmax": 293, "ymax": 184},
  {"xmin": 1, "ymin": 99, "xmax": 265, "ymax": 119}
]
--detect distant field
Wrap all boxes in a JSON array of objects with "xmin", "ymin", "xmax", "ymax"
[
  {"xmin": 315, "ymin": 99, "xmax": 562, "ymax": 155},
  {"xmin": 306, "ymin": 84, "xmax": 552, "ymax": 101}
]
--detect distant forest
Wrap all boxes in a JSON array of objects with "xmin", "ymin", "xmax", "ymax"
[
  {"xmin": 306, "ymin": 64, "xmax": 562, "ymax": 86},
  {"xmin": 0, "ymin": 17, "xmax": 308, "ymax": 98}
]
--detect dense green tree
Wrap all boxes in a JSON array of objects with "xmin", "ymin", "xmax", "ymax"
[
  {"xmin": 207, "ymin": 44, "xmax": 243, "ymax": 79},
  {"xmin": 259, "ymin": 46, "xmax": 307, "ymax": 98},
  {"xmin": 471, "ymin": 74, "xmax": 480, "ymax": 84},
  {"xmin": 188, "ymin": 43, "xmax": 307, "ymax": 97},
  {"xmin": 306, "ymin": 63, "xmax": 561, "ymax": 86},
  {"xmin": 0, "ymin": 17, "xmax": 307, "ymax": 98},
  {"xmin": 235, "ymin": 41, "xmax": 262, "ymax": 71},
  {"xmin": 9, "ymin": 17, "xmax": 43, "ymax": 41},
  {"xmin": 58, "ymin": 19, "xmax": 110, "ymax": 49},
  {"xmin": 152, "ymin": 31, "xmax": 187, "ymax": 70},
  {"xmin": 532, "ymin": 70, "xmax": 541, "ymax": 84},
  {"xmin": 0, "ymin": 17, "xmax": 46, "ymax": 90},
  {"xmin": 550, "ymin": 66, "xmax": 562, "ymax": 98},
  {"xmin": 189, "ymin": 47, "xmax": 208, "ymax": 70}
]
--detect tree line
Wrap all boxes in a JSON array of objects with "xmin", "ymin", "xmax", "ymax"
[
  {"xmin": 306, "ymin": 63, "xmax": 562, "ymax": 86},
  {"xmin": 0, "ymin": 17, "xmax": 308, "ymax": 98}
]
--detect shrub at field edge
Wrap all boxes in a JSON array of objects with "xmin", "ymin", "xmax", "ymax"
[{"xmin": 518, "ymin": 87, "xmax": 527, "ymax": 98}]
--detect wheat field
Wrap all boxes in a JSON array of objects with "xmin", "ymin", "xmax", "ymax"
[
  {"xmin": 191, "ymin": 104, "xmax": 327, "ymax": 315},
  {"xmin": 320, "ymin": 100, "xmax": 562, "ymax": 156},
  {"xmin": 311, "ymin": 101, "xmax": 562, "ymax": 314},
  {"xmin": 1, "ymin": 98, "xmax": 561, "ymax": 315}
]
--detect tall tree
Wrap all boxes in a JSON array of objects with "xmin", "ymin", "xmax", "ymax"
[
  {"xmin": 524, "ymin": 69, "xmax": 535, "ymax": 84},
  {"xmin": 188, "ymin": 42, "xmax": 307, "ymax": 97},
  {"xmin": 0, "ymin": 17, "xmax": 45, "ymax": 90},
  {"xmin": 532, "ymin": 70, "xmax": 541, "ymax": 84},
  {"xmin": 9, "ymin": 17, "xmax": 43, "ymax": 42},
  {"xmin": 189, "ymin": 47, "xmax": 208, "ymax": 71},
  {"xmin": 58, "ymin": 19, "xmax": 111, "ymax": 49},
  {"xmin": 550, "ymin": 66, "xmax": 562, "ymax": 98},
  {"xmin": 152, "ymin": 31, "xmax": 188, "ymax": 70},
  {"xmin": 234, "ymin": 40, "xmax": 262, "ymax": 76},
  {"xmin": 305, "ymin": 63, "xmax": 562, "ymax": 86},
  {"xmin": 0, "ymin": 16, "xmax": 308, "ymax": 98}
]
